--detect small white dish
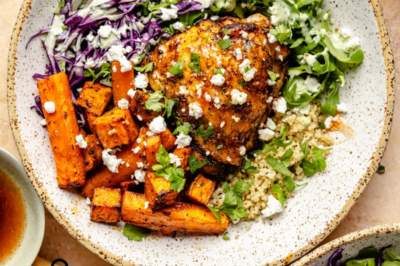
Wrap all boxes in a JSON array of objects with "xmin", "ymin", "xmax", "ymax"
[{"xmin": 0, "ymin": 148, "xmax": 45, "ymax": 266}]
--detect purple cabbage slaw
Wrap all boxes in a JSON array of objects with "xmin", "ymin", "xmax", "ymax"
[
  {"xmin": 27, "ymin": 0, "xmax": 210, "ymax": 124},
  {"xmin": 328, "ymin": 246, "xmax": 393, "ymax": 266}
]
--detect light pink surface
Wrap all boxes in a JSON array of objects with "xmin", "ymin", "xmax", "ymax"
[{"xmin": 0, "ymin": 0, "xmax": 398, "ymax": 265}]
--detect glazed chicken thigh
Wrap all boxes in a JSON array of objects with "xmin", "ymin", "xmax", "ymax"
[{"xmin": 145, "ymin": 13, "xmax": 290, "ymax": 166}]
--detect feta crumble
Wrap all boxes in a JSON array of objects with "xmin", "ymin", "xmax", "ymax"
[
  {"xmin": 240, "ymin": 30, "xmax": 248, "ymax": 39},
  {"xmin": 149, "ymin": 116, "xmax": 167, "ymax": 133},
  {"xmin": 86, "ymin": 198, "xmax": 91, "ymax": 205},
  {"xmin": 258, "ymin": 128, "xmax": 275, "ymax": 141},
  {"xmin": 172, "ymin": 21, "xmax": 185, "ymax": 32},
  {"xmin": 106, "ymin": 45, "xmax": 132, "ymax": 73},
  {"xmin": 189, "ymin": 102, "xmax": 203, "ymax": 119},
  {"xmin": 210, "ymin": 74, "xmax": 225, "ymax": 86},
  {"xmin": 239, "ymin": 146, "xmax": 246, "ymax": 156},
  {"xmin": 134, "ymin": 72, "xmax": 149, "ymax": 88},
  {"xmin": 137, "ymin": 162, "xmax": 144, "ymax": 168},
  {"xmin": 98, "ymin": 24, "xmax": 112, "ymax": 38},
  {"xmin": 210, "ymin": 15, "xmax": 219, "ymax": 21},
  {"xmin": 175, "ymin": 133, "xmax": 192, "ymax": 148},
  {"xmin": 273, "ymin": 97, "xmax": 287, "ymax": 114},
  {"xmin": 232, "ymin": 115, "xmax": 240, "ymax": 122},
  {"xmin": 205, "ymin": 93, "xmax": 212, "ymax": 102},
  {"xmin": 40, "ymin": 119, "xmax": 47, "ymax": 126},
  {"xmin": 325, "ymin": 116, "xmax": 333, "ymax": 129},
  {"xmin": 179, "ymin": 85, "xmax": 189, "ymax": 96},
  {"xmin": 44, "ymin": 101, "xmax": 56, "ymax": 113},
  {"xmin": 75, "ymin": 134, "xmax": 88, "ymax": 149},
  {"xmin": 132, "ymin": 146, "xmax": 141, "ymax": 154},
  {"xmin": 231, "ymin": 89, "xmax": 248, "ymax": 105},
  {"xmin": 337, "ymin": 103, "xmax": 348, "ymax": 113},
  {"xmin": 261, "ymin": 195, "xmax": 284, "ymax": 217},
  {"xmin": 144, "ymin": 201, "xmax": 149, "ymax": 209},
  {"xmin": 169, "ymin": 153, "xmax": 182, "ymax": 167},
  {"xmin": 235, "ymin": 48, "xmax": 243, "ymax": 60},
  {"xmin": 220, "ymin": 121, "xmax": 225, "ymax": 128},
  {"xmin": 117, "ymin": 98, "xmax": 129, "ymax": 109},
  {"xmin": 134, "ymin": 169, "xmax": 146, "ymax": 182},
  {"xmin": 267, "ymin": 118, "xmax": 276, "ymax": 130},
  {"xmin": 267, "ymin": 33, "xmax": 277, "ymax": 43},
  {"xmin": 128, "ymin": 89, "xmax": 136, "ymax": 98},
  {"xmin": 159, "ymin": 5, "xmax": 178, "ymax": 21},
  {"xmin": 102, "ymin": 149, "xmax": 123, "ymax": 173}
]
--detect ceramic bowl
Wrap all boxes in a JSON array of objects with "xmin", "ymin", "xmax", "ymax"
[
  {"xmin": 292, "ymin": 223, "xmax": 400, "ymax": 266},
  {"xmin": 0, "ymin": 148, "xmax": 45, "ymax": 266},
  {"xmin": 7, "ymin": 0, "xmax": 395, "ymax": 265}
]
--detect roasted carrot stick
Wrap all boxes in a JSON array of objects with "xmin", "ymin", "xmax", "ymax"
[
  {"xmin": 81, "ymin": 127, "xmax": 147, "ymax": 199},
  {"xmin": 112, "ymin": 61, "xmax": 135, "ymax": 105},
  {"xmin": 37, "ymin": 72, "xmax": 86, "ymax": 188}
]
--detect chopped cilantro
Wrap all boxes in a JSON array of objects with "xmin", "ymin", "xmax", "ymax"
[
  {"xmin": 266, "ymin": 156, "xmax": 292, "ymax": 176},
  {"xmin": 283, "ymin": 176, "xmax": 308, "ymax": 192},
  {"xmin": 269, "ymin": 24, "xmax": 292, "ymax": 43},
  {"xmin": 244, "ymin": 66, "xmax": 251, "ymax": 73},
  {"xmin": 168, "ymin": 61, "xmax": 184, "ymax": 78},
  {"xmin": 173, "ymin": 122, "xmax": 191, "ymax": 135},
  {"xmin": 191, "ymin": 124, "xmax": 214, "ymax": 139},
  {"xmin": 251, "ymin": 178, "xmax": 255, "ymax": 184},
  {"xmin": 207, "ymin": 205, "xmax": 221, "ymax": 224},
  {"xmin": 188, "ymin": 53, "xmax": 201, "ymax": 74},
  {"xmin": 217, "ymin": 145, "xmax": 224, "ymax": 150},
  {"xmin": 243, "ymin": 156, "xmax": 259, "ymax": 173},
  {"xmin": 318, "ymin": 122, "xmax": 327, "ymax": 129},
  {"xmin": 242, "ymin": 44, "xmax": 251, "ymax": 50},
  {"xmin": 84, "ymin": 63, "xmax": 111, "ymax": 86},
  {"xmin": 222, "ymin": 232, "xmax": 230, "ymax": 240},
  {"xmin": 123, "ymin": 223, "xmax": 151, "ymax": 242},
  {"xmin": 200, "ymin": 182, "xmax": 205, "ymax": 186},
  {"xmin": 271, "ymin": 183, "xmax": 287, "ymax": 206},
  {"xmin": 217, "ymin": 39, "xmax": 231, "ymax": 50},
  {"xmin": 268, "ymin": 71, "xmax": 279, "ymax": 82},
  {"xmin": 227, "ymin": 101, "xmax": 232, "ymax": 105},
  {"xmin": 214, "ymin": 68, "xmax": 224, "ymax": 75},
  {"xmin": 134, "ymin": 62, "xmax": 154, "ymax": 72},
  {"xmin": 377, "ymin": 164, "xmax": 385, "ymax": 174},
  {"xmin": 222, "ymin": 28, "xmax": 229, "ymax": 35},
  {"xmin": 221, "ymin": 87, "xmax": 226, "ymax": 91},
  {"xmin": 238, "ymin": 79, "xmax": 246, "ymax": 86},
  {"xmin": 144, "ymin": 91, "xmax": 164, "ymax": 112},
  {"xmin": 188, "ymin": 154, "xmax": 209, "ymax": 174},
  {"xmin": 280, "ymin": 149, "xmax": 293, "ymax": 167}
]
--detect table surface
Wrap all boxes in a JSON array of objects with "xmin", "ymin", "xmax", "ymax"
[{"xmin": 0, "ymin": 1, "xmax": 398, "ymax": 265}]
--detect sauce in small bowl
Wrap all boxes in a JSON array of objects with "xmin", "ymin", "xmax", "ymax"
[{"xmin": 0, "ymin": 168, "xmax": 27, "ymax": 263}]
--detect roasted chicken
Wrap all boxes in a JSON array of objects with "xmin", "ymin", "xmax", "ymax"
[{"xmin": 145, "ymin": 13, "xmax": 290, "ymax": 166}]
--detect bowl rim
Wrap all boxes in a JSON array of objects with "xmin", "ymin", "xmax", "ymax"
[
  {"xmin": 0, "ymin": 147, "xmax": 45, "ymax": 266},
  {"xmin": 292, "ymin": 223, "xmax": 400, "ymax": 266},
  {"xmin": 6, "ymin": 0, "xmax": 396, "ymax": 265}
]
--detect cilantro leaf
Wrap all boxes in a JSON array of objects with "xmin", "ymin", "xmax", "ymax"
[
  {"xmin": 222, "ymin": 232, "xmax": 230, "ymax": 240},
  {"xmin": 269, "ymin": 24, "xmax": 292, "ymax": 43},
  {"xmin": 217, "ymin": 145, "xmax": 223, "ymax": 150},
  {"xmin": 266, "ymin": 156, "xmax": 292, "ymax": 176},
  {"xmin": 268, "ymin": 71, "xmax": 279, "ymax": 82},
  {"xmin": 134, "ymin": 62, "xmax": 154, "ymax": 72},
  {"xmin": 220, "ymin": 207, "xmax": 247, "ymax": 221},
  {"xmin": 271, "ymin": 183, "xmax": 287, "ymax": 206},
  {"xmin": 145, "ymin": 91, "xmax": 165, "ymax": 112},
  {"xmin": 232, "ymin": 179, "xmax": 251, "ymax": 197},
  {"xmin": 173, "ymin": 122, "xmax": 191, "ymax": 135},
  {"xmin": 280, "ymin": 149, "xmax": 293, "ymax": 167},
  {"xmin": 299, "ymin": 141, "xmax": 310, "ymax": 160},
  {"xmin": 207, "ymin": 205, "xmax": 221, "ymax": 225},
  {"xmin": 188, "ymin": 154, "xmax": 209, "ymax": 174},
  {"xmin": 302, "ymin": 159, "xmax": 316, "ymax": 177},
  {"xmin": 84, "ymin": 63, "xmax": 111, "ymax": 86},
  {"xmin": 283, "ymin": 176, "xmax": 296, "ymax": 192},
  {"xmin": 168, "ymin": 61, "xmax": 184, "ymax": 78},
  {"xmin": 377, "ymin": 164, "xmax": 385, "ymax": 174},
  {"xmin": 222, "ymin": 28, "xmax": 229, "ymax": 35},
  {"xmin": 238, "ymin": 79, "xmax": 246, "ymax": 86},
  {"xmin": 242, "ymin": 44, "xmax": 251, "ymax": 50},
  {"xmin": 156, "ymin": 144, "xmax": 170, "ymax": 168},
  {"xmin": 243, "ymin": 156, "xmax": 259, "ymax": 173},
  {"xmin": 54, "ymin": 1, "xmax": 65, "ymax": 14},
  {"xmin": 312, "ymin": 146, "xmax": 330, "ymax": 172},
  {"xmin": 214, "ymin": 68, "xmax": 224, "ymax": 75},
  {"xmin": 217, "ymin": 39, "xmax": 231, "ymax": 50},
  {"xmin": 188, "ymin": 53, "xmax": 201, "ymax": 74},
  {"xmin": 164, "ymin": 97, "xmax": 179, "ymax": 118},
  {"xmin": 166, "ymin": 164, "xmax": 186, "ymax": 192},
  {"xmin": 123, "ymin": 223, "xmax": 151, "ymax": 241},
  {"xmin": 191, "ymin": 124, "xmax": 214, "ymax": 140}
]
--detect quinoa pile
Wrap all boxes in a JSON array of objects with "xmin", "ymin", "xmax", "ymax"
[{"xmin": 209, "ymin": 102, "xmax": 334, "ymax": 221}]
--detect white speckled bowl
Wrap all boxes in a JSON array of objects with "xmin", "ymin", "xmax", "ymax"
[
  {"xmin": 292, "ymin": 224, "xmax": 400, "ymax": 266},
  {"xmin": 7, "ymin": 0, "xmax": 395, "ymax": 265}
]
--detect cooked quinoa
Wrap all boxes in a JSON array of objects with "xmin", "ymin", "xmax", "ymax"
[{"xmin": 209, "ymin": 102, "xmax": 334, "ymax": 221}]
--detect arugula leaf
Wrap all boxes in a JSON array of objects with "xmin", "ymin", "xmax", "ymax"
[
  {"xmin": 145, "ymin": 91, "xmax": 164, "ymax": 112},
  {"xmin": 281, "ymin": 149, "xmax": 293, "ymax": 167},
  {"xmin": 290, "ymin": 38, "xmax": 305, "ymax": 48},
  {"xmin": 266, "ymin": 156, "xmax": 292, "ymax": 176},
  {"xmin": 188, "ymin": 53, "xmax": 201, "ymax": 74},
  {"xmin": 377, "ymin": 164, "xmax": 385, "ymax": 174},
  {"xmin": 323, "ymin": 37, "xmax": 364, "ymax": 64},
  {"xmin": 243, "ymin": 156, "xmax": 259, "ymax": 173},
  {"xmin": 346, "ymin": 258, "xmax": 376, "ymax": 266},
  {"xmin": 188, "ymin": 154, "xmax": 209, "ymax": 174},
  {"xmin": 84, "ymin": 63, "xmax": 112, "ymax": 86},
  {"xmin": 271, "ymin": 184, "xmax": 287, "ymax": 206},
  {"xmin": 207, "ymin": 205, "xmax": 221, "ymax": 225},
  {"xmin": 321, "ymin": 81, "xmax": 339, "ymax": 116},
  {"xmin": 217, "ymin": 39, "xmax": 231, "ymax": 50},
  {"xmin": 270, "ymin": 24, "xmax": 292, "ymax": 43},
  {"xmin": 173, "ymin": 122, "xmax": 191, "ymax": 135},
  {"xmin": 134, "ymin": 62, "xmax": 154, "ymax": 72},
  {"xmin": 222, "ymin": 232, "xmax": 230, "ymax": 240},
  {"xmin": 217, "ymin": 145, "xmax": 224, "ymax": 150},
  {"xmin": 178, "ymin": 10, "xmax": 204, "ymax": 26},
  {"xmin": 268, "ymin": 71, "xmax": 279, "ymax": 82},
  {"xmin": 167, "ymin": 164, "xmax": 186, "ymax": 192},
  {"xmin": 312, "ymin": 146, "xmax": 330, "ymax": 172},
  {"xmin": 156, "ymin": 145, "xmax": 170, "ymax": 168},
  {"xmin": 191, "ymin": 124, "xmax": 214, "ymax": 139},
  {"xmin": 214, "ymin": 68, "xmax": 224, "ymax": 75},
  {"xmin": 123, "ymin": 223, "xmax": 151, "ymax": 242},
  {"xmin": 168, "ymin": 61, "xmax": 184, "ymax": 78},
  {"xmin": 54, "ymin": 1, "xmax": 65, "ymax": 14},
  {"xmin": 164, "ymin": 97, "xmax": 179, "ymax": 118}
]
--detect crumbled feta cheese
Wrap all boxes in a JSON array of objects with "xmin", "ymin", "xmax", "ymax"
[
  {"xmin": 44, "ymin": 101, "xmax": 56, "ymax": 114},
  {"xmin": 40, "ymin": 119, "xmax": 47, "ymax": 126},
  {"xmin": 258, "ymin": 128, "xmax": 275, "ymax": 141},
  {"xmin": 112, "ymin": 65, "xmax": 117, "ymax": 72},
  {"xmin": 181, "ymin": 108, "xmax": 185, "ymax": 112},
  {"xmin": 232, "ymin": 115, "xmax": 240, "ymax": 122},
  {"xmin": 239, "ymin": 146, "xmax": 246, "ymax": 156},
  {"xmin": 204, "ymin": 93, "xmax": 212, "ymax": 102},
  {"xmin": 275, "ymin": 46, "xmax": 281, "ymax": 52},
  {"xmin": 102, "ymin": 149, "xmax": 123, "ymax": 173},
  {"xmin": 106, "ymin": 45, "xmax": 132, "ymax": 73},
  {"xmin": 137, "ymin": 138, "xmax": 142, "ymax": 144},
  {"xmin": 117, "ymin": 98, "xmax": 129, "ymax": 110},
  {"xmin": 149, "ymin": 116, "xmax": 166, "ymax": 133},
  {"xmin": 175, "ymin": 133, "xmax": 192, "ymax": 148},
  {"xmin": 166, "ymin": 72, "xmax": 173, "ymax": 78},
  {"xmin": 268, "ymin": 33, "xmax": 277, "ymax": 43},
  {"xmin": 266, "ymin": 96, "xmax": 273, "ymax": 103},
  {"xmin": 214, "ymin": 97, "xmax": 220, "ymax": 104},
  {"xmin": 169, "ymin": 153, "xmax": 182, "ymax": 167},
  {"xmin": 86, "ymin": 198, "xmax": 91, "ymax": 205},
  {"xmin": 227, "ymin": 156, "xmax": 231, "ymax": 162},
  {"xmin": 304, "ymin": 76, "xmax": 321, "ymax": 93},
  {"xmin": 137, "ymin": 162, "xmax": 144, "ymax": 168},
  {"xmin": 344, "ymin": 37, "xmax": 360, "ymax": 52},
  {"xmin": 210, "ymin": 15, "xmax": 219, "ymax": 21},
  {"xmin": 136, "ymin": 115, "xmax": 143, "ymax": 122},
  {"xmin": 220, "ymin": 121, "xmax": 225, "ymax": 128},
  {"xmin": 128, "ymin": 89, "xmax": 136, "ymax": 98},
  {"xmin": 267, "ymin": 118, "xmax": 276, "ymax": 130},
  {"xmin": 243, "ymin": 68, "xmax": 257, "ymax": 82},
  {"xmin": 231, "ymin": 89, "xmax": 248, "ymax": 105},
  {"xmin": 303, "ymin": 53, "xmax": 317, "ymax": 66},
  {"xmin": 206, "ymin": 151, "xmax": 210, "ymax": 156},
  {"xmin": 340, "ymin": 28, "xmax": 352, "ymax": 38},
  {"xmin": 320, "ymin": 28, "xmax": 327, "ymax": 37},
  {"xmin": 134, "ymin": 169, "xmax": 146, "ymax": 182},
  {"xmin": 240, "ymin": 30, "xmax": 248, "ymax": 39},
  {"xmin": 144, "ymin": 201, "xmax": 149, "ymax": 209},
  {"xmin": 146, "ymin": 132, "xmax": 154, "ymax": 137},
  {"xmin": 159, "ymin": 5, "xmax": 178, "ymax": 21},
  {"xmin": 239, "ymin": 59, "xmax": 251, "ymax": 72},
  {"xmin": 210, "ymin": 74, "xmax": 225, "ymax": 86},
  {"xmin": 172, "ymin": 21, "xmax": 185, "ymax": 32},
  {"xmin": 189, "ymin": 102, "xmax": 203, "ymax": 119},
  {"xmin": 132, "ymin": 146, "xmax": 141, "ymax": 154},
  {"xmin": 273, "ymin": 97, "xmax": 287, "ymax": 114},
  {"xmin": 134, "ymin": 72, "xmax": 149, "ymax": 88},
  {"xmin": 325, "ymin": 116, "xmax": 333, "ymax": 129},
  {"xmin": 98, "ymin": 24, "xmax": 112, "ymax": 38},
  {"xmin": 279, "ymin": 55, "xmax": 284, "ymax": 61},
  {"xmin": 87, "ymin": 32, "xmax": 95, "ymax": 42},
  {"xmin": 75, "ymin": 134, "xmax": 88, "ymax": 149},
  {"xmin": 223, "ymin": 35, "xmax": 230, "ymax": 40},
  {"xmin": 261, "ymin": 195, "xmax": 284, "ymax": 217},
  {"xmin": 235, "ymin": 48, "xmax": 243, "ymax": 60},
  {"xmin": 337, "ymin": 103, "xmax": 348, "ymax": 113},
  {"xmin": 267, "ymin": 79, "xmax": 277, "ymax": 86},
  {"xmin": 179, "ymin": 85, "xmax": 189, "ymax": 96},
  {"xmin": 299, "ymin": 13, "xmax": 308, "ymax": 22}
]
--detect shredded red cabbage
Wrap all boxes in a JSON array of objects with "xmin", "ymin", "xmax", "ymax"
[{"xmin": 329, "ymin": 248, "xmax": 344, "ymax": 266}]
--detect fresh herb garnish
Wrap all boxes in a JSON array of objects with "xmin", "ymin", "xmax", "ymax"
[
  {"xmin": 168, "ymin": 61, "xmax": 184, "ymax": 78},
  {"xmin": 271, "ymin": 183, "xmax": 287, "ymax": 206},
  {"xmin": 318, "ymin": 122, "xmax": 327, "ymax": 129},
  {"xmin": 242, "ymin": 45, "xmax": 251, "ymax": 50},
  {"xmin": 377, "ymin": 165, "xmax": 385, "ymax": 174},
  {"xmin": 84, "ymin": 63, "xmax": 111, "ymax": 86},
  {"xmin": 283, "ymin": 176, "xmax": 308, "ymax": 192},
  {"xmin": 321, "ymin": 81, "xmax": 340, "ymax": 116},
  {"xmin": 214, "ymin": 68, "xmax": 224, "ymax": 75},
  {"xmin": 269, "ymin": 24, "xmax": 292, "ymax": 43},
  {"xmin": 188, "ymin": 154, "xmax": 209, "ymax": 174},
  {"xmin": 188, "ymin": 53, "xmax": 201, "ymax": 74},
  {"xmin": 222, "ymin": 232, "xmax": 230, "ymax": 240},
  {"xmin": 54, "ymin": 1, "xmax": 65, "ymax": 14},
  {"xmin": 222, "ymin": 29, "xmax": 229, "ymax": 35},
  {"xmin": 238, "ymin": 80, "xmax": 246, "ymax": 86},
  {"xmin": 144, "ymin": 91, "xmax": 178, "ymax": 118},
  {"xmin": 280, "ymin": 149, "xmax": 294, "ymax": 167},
  {"xmin": 191, "ymin": 124, "xmax": 214, "ymax": 139},
  {"xmin": 243, "ymin": 156, "xmax": 259, "ymax": 173},
  {"xmin": 173, "ymin": 122, "xmax": 191, "ymax": 135},
  {"xmin": 123, "ymin": 223, "xmax": 151, "ymax": 242},
  {"xmin": 217, "ymin": 39, "xmax": 231, "ymax": 50},
  {"xmin": 134, "ymin": 62, "xmax": 154, "ymax": 73},
  {"xmin": 268, "ymin": 71, "xmax": 279, "ymax": 82},
  {"xmin": 217, "ymin": 145, "xmax": 223, "ymax": 150},
  {"xmin": 266, "ymin": 156, "xmax": 292, "ymax": 176}
]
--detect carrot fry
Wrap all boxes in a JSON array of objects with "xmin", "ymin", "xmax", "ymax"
[
  {"xmin": 37, "ymin": 72, "xmax": 86, "ymax": 188},
  {"xmin": 112, "ymin": 61, "xmax": 135, "ymax": 106}
]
